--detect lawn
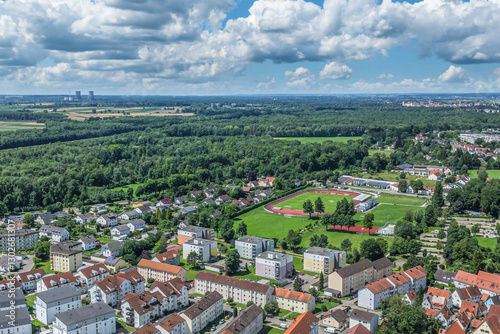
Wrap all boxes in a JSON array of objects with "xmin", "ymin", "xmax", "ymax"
[
  {"xmin": 314, "ymin": 301, "xmax": 339, "ymax": 314},
  {"xmin": 97, "ymin": 236, "xmax": 114, "ymax": 244},
  {"xmin": 274, "ymin": 137, "xmax": 363, "ymax": 144},
  {"xmin": 34, "ymin": 259, "xmax": 57, "ymax": 274},
  {"xmin": 285, "ymin": 312, "xmax": 302, "ymax": 320},
  {"xmin": 273, "ymin": 193, "xmax": 357, "ymax": 213},
  {"xmin": 368, "ymin": 149, "xmax": 392, "ymax": 156},
  {"xmin": 31, "ymin": 320, "xmax": 45, "ymax": 328},
  {"xmin": 300, "ymin": 228, "xmax": 376, "ymax": 250},
  {"xmin": 116, "ymin": 315, "xmax": 135, "ymax": 332},
  {"xmin": 110, "ymin": 183, "xmax": 144, "ymax": 196},
  {"xmin": 26, "ymin": 295, "xmax": 36, "ymax": 307},
  {"xmin": 259, "ymin": 326, "xmax": 285, "ymax": 334},
  {"xmin": 475, "ymin": 236, "xmax": 497, "ymax": 249},
  {"xmin": 278, "ymin": 309, "xmax": 290, "ymax": 317},
  {"xmin": 354, "ymin": 204, "xmax": 424, "ymax": 227},
  {"xmin": 469, "ymin": 169, "xmax": 500, "ymax": 179},
  {"xmin": 377, "ymin": 193, "xmax": 426, "ymax": 206}
]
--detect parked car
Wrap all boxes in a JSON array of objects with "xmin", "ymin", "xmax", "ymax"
[
  {"xmin": 313, "ymin": 275, "xmax": 318, "ymax": 279},
  {"xmin": 219, "ymin": 319, "xmax": 225, "ymax": 325},
  {"xmin": 267, "ymin": 314, "xmax": 274, "ymax": 318}
]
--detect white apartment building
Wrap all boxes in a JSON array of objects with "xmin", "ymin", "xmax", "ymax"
[
  {"xmin": 180, "ymin": 291, "xmax": 223, "ymax": 334},
  {"xmin": 182, "ymin": 238, "xmax": 217, "ymax": 263},
  {"xmin": 75, "ymin": 263, "xmax": 110, "ymax": 286},
  {"xmin": 235, "ymin": 236, "xmax": 274, "ymax": 260},
  {"xmin": 16, "ymin": 269, "xmax": 45, "ymax": 291},
  {"xmin": 52, "ymin": 302, "xmax": 115, "ymax": 334},
  {"xmin": 35, "ymin": 285, "xmax": 82, "ymax": 325},
  {"xmin": 89, "ymin": 270, "xmax": 144, "ymax": 307},
  {"xmin": 303, "ymin": 247, "xmax": 346, "ymax": 274},
  {"xmin": 39, "ymin": 225, "xmax": 70, "ymax": 243}
]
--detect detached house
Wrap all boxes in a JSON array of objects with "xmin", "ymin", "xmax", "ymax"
[
  {"xmin": 97, "ymin": 213, "xmax": 118, "ymax": 227},
  {"xmin": 175, "ymin": 196, "xmax": 188, "ymax": 205},
  {"xmin": 36, "ymin": 212, "xmax": 54, "ymax": 225},
  {"xmin": 134, "ymin": 205, "xmax": 151, "ymax": 215},
  {"xmin": 127, "ymin": 219, "xmax": 146, "ymax": 231},
  {"xmin": 74, "ymin": 213, "xmax": 95, "ymax": 224},
  {"xmin": 153, "ymin": 250, "xmax": 181, "ymax": 266},
  {"xmin": 101, "ymin": 240, "xmax": 125, "ymax": 257},
  {"xmin": 157, "ymin": 198, "xmax": 173, "ymax": 210},
  {"xmin": 111, "ymin": 224, "xmax": 130, "ymax": 238},
  {"xmin": 215, "ymin": 194, "xmax": 231, "ymax": 205},
  {"xmin": 119, "ymin": 210, "xmax": 141, "ymax": 220},
  {"xmin": 39, "ymin": 225, "xmax": 70, "ymax": 243},
  {"xmin": 77, "ymin": 235, "xmax": 97, "ymax": 251}
]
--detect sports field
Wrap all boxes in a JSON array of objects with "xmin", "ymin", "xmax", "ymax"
[
  {"xmin": 354, "ymin": 204, "xmax": 424, "ymax": 227},
  {"xmin": 273, "ymin": 136, "xmax": 363, "ymax": 144},
  {"xmin": 272, "ymin": 192, "xmax": 357, "ymax": 213},
  {"xmin": 469, "ymin": 169, "xmax": 500, "ymax": 179},
  {"xmin": 376, "ymin": 193, "xmax": 426, "ymax": 206}
]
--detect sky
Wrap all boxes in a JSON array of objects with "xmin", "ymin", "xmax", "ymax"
[{"xmin": 1, "ymin": 0, "xmax": 500, "ymax": 95}]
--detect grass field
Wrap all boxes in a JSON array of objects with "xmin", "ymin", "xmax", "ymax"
[
  {"xmin": 110, "ymin": 183, "xmax": 144, "ymax": 196},
  {"xmin": 26, "ymin": 295, "xmax": 36, "ymax": 307},
  {"xmin": 475, "ymin": 236, "xmax": 497, "ymax": 249},
  {"xmin": 274, "ymin": 137, "xmax": 363, "ymax": 144},
  {"xmin": 300, "ymin": 227, "xmax": 376, "ymax": 249},
  {"xmin": 259, "ymin": 327, "xmax": 285, "ymax": 334},
  {"xmin": 377, "ymin": 193, "xmax": 426, "ymax": 206},
  {"xmin": 354, "ymin": 204, "xmax": 424, "ymax": 227},
  {"xmin": 273, "ymin": 193, "xmax": 357, "ymax": 212},
  {"xmin": 469, "ymin": 169, "xmax": 500, "ymax": 179},
  {"xmin": 0, "ymin": 121, "xmax": 45, "ymax": 130},
  {"xmin": 368, "ymin": 149, "xmax": 392, "ymax": 156}
]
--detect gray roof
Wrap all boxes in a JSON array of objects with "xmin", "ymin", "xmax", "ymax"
[
  {"xmin": 218, "ymin": 304, "xmax": 262, "ymax": 333},
  {"xmin": 79, "ymin": 235, "xmax": 97, "ymax": 244},
  {"xmin": 434, "ymin": 269, "xmax": 457, "ymax": 284},
  {"xmin": 50, "ymin": 241, "xmax": 82, "ymax": 256},
  {"xmin": 104, "ymin": 241, "xmax": 125, "ymax": 252},
  {"xmin": 0, "ymin": 306, "xmax": 30, "ymax": 328},
  {"xmin": 37, "ymin": 212, "xmax": 54, "ymax": 223},
  {"xmin": 55, "ymin": 302, "xmax": 114, "ymax": 326},
  {"xmin": 330, "ymin": 308, "xmax": 348, "ymax": 323},
  {"xmin": 305, "ymin": 247, "xmax": 343, "ymax": 257},
  {"xmin": 181, "ymin": 291, "xmax": 222, "ymax": 320},
  {"xmin": 0, "ymin": 229, "xmax": 38, "ymax": 238},
  {"xmin": 350, "ymin": 308, "xmax": 377, "ymax": 322},
  {"xmin": 128, "ymin": 219, "xmax": 146, "ymax": 227},
  {"xmin": 372, "ymin": 257, "xmax": 392, "ymax": 271},
  {"xmin": 39, "ymin": 225, "xmax": 67, "ymax": 235},
  {"xmin": 0, "ymin": 289, "xmax": 25, "ymax": 309},
  {"xmin": 122, "ymin": 210, "xmax": 139, "ymax": 217},
  {"xmin": 113, "ymin": 225, "xmax": 130, "ymax": 232},
  {"xmin": 256, "ymin": 251, "xmax": 290, "ymax": 263},
  {"xmin": 236, "ymin": 235, "xmax": 271, "ymax": 244},
  {"xmin": 180, "ymin": 226, "xmax": 211, "ymax": 233},
  {"xmin": 36, "ymin": 285, "xmax": 81, "ymax": 304},
  {"xmin": 335, "ymin": 259, "xmax": 373, "ymax": 279}
]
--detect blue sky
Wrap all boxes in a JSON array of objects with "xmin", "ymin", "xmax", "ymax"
[{"xmin": 0, "ymin": 0, "xmax": 499, "ymax": 95}]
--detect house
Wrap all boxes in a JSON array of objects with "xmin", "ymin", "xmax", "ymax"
[
  {"xmin": 0, "ymin": 289, "xmax": 25, "ymax": 311},
  {"xmin": 77, "ymin": 235, "xmax": 97, "ymax": 251},
  {"xmin": 16, "ymin": 269, "xmax": 46, "ymax": 291},
  {"xmin": 274, "ymin": 287, "xmax": 315, "ymax": 313},
  {"xmin": 190, "ymin": 190, "xmax": 202, "ymax": 198},
  {"xmin": 90, "ymin": 204, "xmax": 110, "ymax": 213},
  {"xmin": 180, "ymin": 291, "xmax": 223, "ymax": 334},
  {"xmin": 133, "ymin": 313, "xmax": 186, "ymax": 334},
  {"xmin": 0, "ymin": 305, "xmax": 31, "ymax": 334},
  {"xmin": 304, "ymin": 247, "xmax": 346, "ymax": 274},
  {"xmin": 258, "ymin": 179, "xmax": 271, "ymax": 188},
  {"xmin": 36, "ymin": 212, "xmax": 54, "ymax": 225},
  {"xmin": 454, "ymin": 270, "xmax": 500, "ymax": 297},
  {"xmin": 428, "ymin": 169, "xmax": 443, "ymax": 181},
  {"xmin": 111, "ymin": 224, "xmax": 130, "ymax": 238},
  {"xmin": 101, "ymin": 240, "xmax": 125, "ymax": 257},
  {"xmin": 404, "ymin": 290, "xmax": 418, "ymax": 305},
  {"xmin": 320, "ymin": 307, "xmax": 348, "ymax": 329},
  {"xmin": 157, "ymin": 198, "xmax": 173, "ymax": 210},
  {"xmin": 0, "ymin": 254, "xmax": 22, "ymax": 272},
  {"xmin": 430, "ymin": 305, "xmax": 453, "ymax": 329},
  {"xmin": 248, "ymin": 180, "xmax": 259, "ymax": 188},
  {"xmin": 215, "ymin": 194, "xmax": 231, "ymax": 204},
  {"xmin": 175, "ymin": 196, "xmax": 188, "ymax": 205},
  {"xmin": 179, "ymin": 205, "xmax": 197, "ymax": 215},
  {"xmin": 89, "ymin": 269, "xmax": 144, "ymax": 306},
  {"xmin": 183, "ymin": 238, "xmax": 218, "ymax": 263},
  {"xmin": 39, "ymin": 225, "xmax": 70, "ymax": 243},
  {"xmin": 35, "ymin": 285, "xmax": 82, "ymax": 325},
  {"xmin": 435, "ymin": 269, "xmax": 457, "ymax": 286},
  {"xmin": 36, "ymin": 272, "xmax": 83, "ymax": 293},
  {"xmin": 119, "ymin": 210, "xmax": 141, "ymax": 220},
  {"xmin": 103, "ymin": 256, "xmax": 128, "ymax": 272},
  {"xmin": 0, "ymin": 279, "xmax": 21, "ymax": 291},
  {"xmin": 235, "ymin": 236, "xmax": 274, "ymax": 260},
  {"xmin": 255, "ymin": 251, "xmax": 293, "ymax": 280},
  {"xmin": 203, "ymin": 187, "xmax": 218, "ymax": 198},
  {"xmin": 76, "ymin": 263, "xmax": 109, "ymax": 286},
  {"xmin": 211, "ymin": 209, "xmax": 222, "ymax": 218},
  {"xmin": 52, "ymin": 302, "xmax": 115, "ymax": 334},
  {"xmin": 219, "ymin": 304, "xmax": 263, "ymax": 334},
  {"xmin": 96, "ymin": 213, "xmax": 118, "ymax": 227},
  {"xmin": 204, "ymin": 198, "xmax": 216, "ymax": 205},
  {"xmin": 153, "ymin": 250, "xmax": 181, "ymax": 266},
  {"xmin": 74, "ymin": 213, "xmax": 95, "ymax": 224},
  {"xmin": 284, "ymin": 311, "xmax": 319, "ymax": 334},
  {"xmin": 422, "ymin": 287, "xmax": 453, "ymax": 310},
  {"xmin": 195, "ymin": 271, "xmax": 274, "ymax": 307},
  {"xmin": 134, "ymin": 205, "xmax": 151, "ymax": 215},
  {"xmin": 177, "ymin": 226, "xmax": 214, "ymax": 244},
  {"xmin": 50, "ymin": 241, "xmax": 83, "ymax": 272},
  {"xmin": 349, "ymin": 309, "xmax": 378, "ymax": 333},
  {"xmin": 0, "ymin": 229, "xmax": 39, "ymax": 251},
  {"xmin": 137, "ymin": 259, "xmax": 187, "ymax": 282},
  {"xmin": 150, "ymin": 277, "xmax": 189, "ymax": 310},
  {"xmin": 452, "ymin": 286, "xmax": 482, "ymax": 308},
  {"xmin": 127, "ymin": 219, "xmax": 146, "ymax": 232},
  {"xmin": 347, "ymin": 324, "xmax": 372, "ymax": 334}
]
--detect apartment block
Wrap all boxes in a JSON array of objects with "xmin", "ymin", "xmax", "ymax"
[
  {"xmin": 182, "ymin": 238, "xmax": 217, "ymax": 263},
  {"xmin": 274, "ymin": 288, "xmax": 315, "ymax": 313},
  {"xmin": 218, "ymin": 304, "xmax": 263, "ymax": 334},
  {"xmin": 35, "ymin": 285, "xmax": 82, "ymax": 325},
  {"xmin": 303, "ymin": 247, "xmax": 346, "ymax": 275},
  {"xmin": 52, "ymin": 302, "xmax": 115, "ymax": 334},
  {"xmin": 137, "ymin": 259, "xmax": 187, "ymax": 282},
  {"xmin": 177, "ymin": 226, "xmax": 214, "ymax": 244},
  {"xmin": 16, "ymin": 269, "xmax": 45, "ymax": 291},
  {"xmin": 133, "ymin": 313, "xmax": 185, "ymax": 334},
  {"xmin": 50, "ymin": 241, "xmax": 83, "ymax": 272},
  {"xmin": 89, "ymin": 269, "xmax": 145, "ymax": 306},
  {"xmin": 0, "ymin": 229, "xmax": 38, "ymax": 251},
  {"xmin": 75, "ymin": 263, "xmax": 109, "ymax": 286},
  {"xmin": 180, "ymin": 291, "xmax": 223, "ymax": 334},
  {"xmin": 235, "ymin": 236, "xmax": 274, "ymax": 260},
  {"xmin": 255, "ymin": 251, "xmax": 293, "ymax": 280},
  {"xmin": 37, "ymin": 272, "xmax": 83, "ymax": 293}
]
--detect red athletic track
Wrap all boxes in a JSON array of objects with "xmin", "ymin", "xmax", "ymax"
[
  {"xmin": 265, "ymin": 189, "xmax": 379, "ymax": 234},
  {"xmin": 264, "ymin": 190, "xmax": 360, "ymax": 216}
]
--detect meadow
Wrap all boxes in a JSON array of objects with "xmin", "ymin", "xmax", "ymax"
[
  {"xmin": 0, "ymin": 121, "xmax": 45, "ymax": 130},
  {"xmin": 469, "ymin": 169, "xmax": 500, "ymax": 179},
  {"xmin": 354, "ymin": 204, "xmax": 424, "ymax": 227},
  {"xmin": 475, "ymin": 236, "xmax": 497, "ymax": 249},
  {"xmin": 376, "ymin": 193, "xmax": 426, "ymax": 206},
  {"xmin": 273, "ymin": 192, "xmax": 357, "ymax": 212},
  {"xmin": 273, "ymin": 136, "xmax": 363, "ymax": 144},
  {"xmin": 109, "ymin": 183, "xmax": 145, "ymax": 196}
]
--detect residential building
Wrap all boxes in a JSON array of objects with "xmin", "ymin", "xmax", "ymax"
[
  {"xmin": 218, "ymin": 304, "xmax": 263, "ymax": 334},
  {"xmin": 177, "ymin": 226, "xmax": 214, "ymax": 244},
  {"xmin": 422, "ymin": 287, "xmax": 453, "ymax": 310},
  {"xmin": 435, "ymin": 269, "xmax": 457, "ymax": 286},
  {"xmin": 76, "ymin": 263, "xmax": 109, "ymax": 286},
  {"xmin": 255, "ymin": 251, "xmax": 293, "ymax": 280},
  {"xmin": 235, "ymin": 236, "xmax": 274, "ymax": 260},
  {"xmin": 175, "ymin": 196, "xmax": 188, "ymax": 205},
  {"xmin": 0, "ymin": 289, "xmax": 25, "ymax": 310},
  {"xmin": 452, "ymin": 286, "xmax": 482, "ymax": 308},
  {"xmin": 150, "ymin": 278, "xmax": 189, "ymax": 309},
  {"xmin": 35, "ymin": 285, "xmax": 82, "ymax": 325},
  {"xmin": 133, "ymin": 313, "xmax": 186, "ymax": 334},
  {"xmin": 50, "ymin": 241, "xmax": 83, "ymax": 272},
  {"xmin": 137, "ymin": 259, "xmax": 187, "ymax": 282},
  {"xmin": 349, "ymin": 309, "xmax": 378, "ymax": 333},
  {"xmin": 52, "ymin": 302, "xmax": 115, "ymax": 334},
  {"xmin": 102, "ymin": 240, "xmax": 124, "ymax": 257},
  {"xmin": 454, "ymin": 270, "xmax": 500, "ymax": 297},
  {"xmin": 195, "ymin": 271, "xmax": 274, "ymax": 307},
  {"xmin": 425, "ymin": 305, "xmax": 453, "ymax": 329},
  {"xmin": 0, "ymin": 279, "xmax": 20, "ymax": 291},
  {"xmin": 347, "ymin": 324, "xmax": 372, "ymax": 334},
  {"xmin": 304, "ymin": 247, "xmax": 346, "ymax": 274},
  {"xmin": 96, "ymin": 213, "xmax": 118, "ymax": 227},
  {"xmin": 74, "ymin": 213, "xmax": 95, "ymax": 224},
  {"xmin": 320, "ymin": 307, "xmax": 348, "ymax": 329},
  {"xmin": 274, "ymin": 287, "xmax": 315, "ymax": 313},
  {"xmin": 284, "ymin": 311, "xmax": 319, "ymax": 334},
  {"xmin": 119, "ymin": 210, "xmax": 141, "ymax": 220},
  {"xmin": 0, "ymin": 229, "xmax": 39, "ymax": 251},
  {"xmin": 0, "ymin": 305, "xmax": 31, "ymax": 334},
  {"xmin": 111, "ymin": 224, "xmax": 130, "ymax": 237},
  {"xmin": 156, "ymin": 198, "xmax": 173, "ymax": 210},
  {"xmin": 37, "ymin": 272, "xmax": 83, "ymax": 293},
  {"xmin": 180, "ymin": 291, "xmax": 223, "ymax": 334},
  {"xmin": 16, "ymin": 269, "xmax": 46, "ymax": 291},
  {"xmin": 127, "ymin": 219, "xmax": 146, "ymax": 231},
  {"xmin": 134, "ymin": 205, "xmax": 151, "ymax": 215},
  {"xmin": 328, "ymin": 257, "xmax": 392, "ymax": 297},
  {"xmin": 89, "ymin": 269, "xmax": 144, "ymax": 306},
  {"xmin": 0, "ymin": 254, "xmax": 22, "ymax": 272},
  {"xmin": 103, "ymin": 256, "xmax": 128, "ymax": 272},
  {"xmin": 78, "ymin": 235, "xmax": 97, "ymax": 251},
  {"xmin": 153, "ymin": 250, "xmax": 181, "ymax": 266},
  {"xmin": 36, "ymin": 212, "xmax": 55, "ymax": 225},
  {"xmin": 182, "ymin": 238, "xmax": 217, "ymax": 263}
]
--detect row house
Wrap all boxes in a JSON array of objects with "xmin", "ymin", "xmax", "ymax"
[
  {"xmin": 36, "ymin": 271, "xmax": 84, "ymax": 293},
  {"xmin": 89, "ymin": 269, "xmax": 145, "ymax": 307},
  {"xmin": 132, "ymin": 313, "xmax": 186, "ymax": 334},
  {"xmin": 75, "ymin": 263, "xmax": 110, "ymax": 286},
  {"xmin": 15, "ymin": 269, "xmax": 46, "ymax": 291}
]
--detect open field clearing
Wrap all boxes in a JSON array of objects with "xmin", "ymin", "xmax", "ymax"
[
  {"xmin": 274, "ymin": 136, "xmax": 363, "ymax": 144},
  {"xmin": 272, "ymin": 192, "xmax": 357, "ymax": 213},
  {"xmin": 377, "ymin": 193, "xmax": 427, "ymax": 206},
  {"xmin": 469, "ymin": 169, "xmax": 500, "ymax": 179},
  {"xmin": 0, "ymin": 121, "xmax": 45, "ymax": 130},
  {"xmin": 67, "ymin": 110, "xmax": 194, "ymax": 120}
]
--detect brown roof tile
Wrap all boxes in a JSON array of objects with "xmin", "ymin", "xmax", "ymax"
[
  {"xmin": 195, "ymin": 271, "xmax": 274, "ymax": 295},
  {"xmin": 274, "ymin": 288, "xmax": 312, "ymax": 303},
  {"xmin": 284, "ymin": 311, "xmax": 318, "ymax": 334},
  {"xmin": 157, "ymin": 313, "xmax": 185, "ymax": 332},
  {"xmin": 138, "ymin": 259, "xmax": 183, "ymax": 274},
  {"xmin": 181, "ymin": 291, "xmax": 222, "ymax": 320}
]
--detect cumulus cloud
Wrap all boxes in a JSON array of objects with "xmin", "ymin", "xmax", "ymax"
[
  {"xmin": 319, "ymin": 62, "xmax": 352, "ymax": 80},
  {"xmin": 438, "ymin": 65, "xmax": 468, "ymax": 83},
  {"xmin": 285, "ymin": 67, "xmax": 315, "ymax": 87},
  {"xmin": 257, "ymin": 76, "xmax": 276, "ymax": 89},
  {"xmin": 376, "ymin": 73, "xmax": 395, "ymax": 79}
]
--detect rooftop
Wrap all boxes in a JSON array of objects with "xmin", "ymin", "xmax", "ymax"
[
  {"xmin": 55, "ymin": 302, "xmax": 114, "ymax": 326},
  {"xmin": 195, "ymin": 271, "xmax": 274, "ymax": 294},
  {"xmin": 50, "ymin": 241, "xmax": 82, "ymax": 256},
  {"xmin": 218, "ymin": 304, "xmax": 263, "ymax": 334},
  {"xmin": 305, "ymin": 247, "xmax": 343, "ymax": 257},
  {"xmin": 274, "ymin": 287, "xmax": 312, "ymax": 303},
  {"xmin": 181, "ymin": 291, "xmax": 222, "ymax": 320},
  {"xmin": 36, "ymin": 285, "xmax": 81, "ymax": 304},
  {"xmin": 335, "ymin": 259, "xmax": 373, "ymax": 279},
  {"xmin": 236, "ymin": 235, "xmax": 272, "ymax": 244},
  {"xmin": 350, "ymin": 309, "xmax": 377, "ymax": 322},
  {"xmin": 284, "ymin": 311, "xmax": 318, "ymax": 334},
  {"xmin": 137, "ymin": 259, "xmax": 183, "ymax": 274}
]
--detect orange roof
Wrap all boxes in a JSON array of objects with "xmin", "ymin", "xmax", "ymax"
[
  {"xmin": 275, "ymin": 287, "xmax": 312, "ymax": 303},
  {"xmin": 284, "ymin": 311, "xmax": 318, "ymax": 334},
  {"xmin": 404, "ymin": 266, "xmax": 427, "ymax": 280},
  {"xmin": 454, "ymin": 270, "xmax": 477, "ymax": 285},
  {"xmin": 347, "ymin": 324, "xmax": 371, "ymax": 334},
  {"xmin": 484, "ymin": 316, "xmax": 500, "ymax": 334},
  {"xmin": 446, "ymin": 322, "xmax": 466, "ymax": 334},
  {"xmin": 487, "ymin": 305, "xmax": 500, "ymax": 320},
  {"xmin": 470, "ymin": 319, "xmax": 484, "ymax": 330},
  {"xmin": 133, "ymin": 322, "xmax": 159, "ymax": 334},
  {"xmin": 406, "ymin": 290, "xmax": 417, "ymax": 302},
  {"xmin": 427, "ymin": 287, "xmax": 450, "ymax": 301},
  {"xmin": 482, "ymin": 293, "xmax": 491, "ymax": 302},
  {"xmin": 155, "ymin": 250, "xmax": 180, "ymax": 262},
  {"xmin": 425, "ymin": 309, "xmax": 440, "ymax": 318},
  {"xmin": 460, "ymin": 301, "xmax": 478, "ymax": 317},
  {"xmin": 366, "ymin": 278, "xmax": 393, "ymax": 294},
  {"xmin": 137, "ymin": 259, "xmax": 183, "ymax": 274},
  {"xmin": 386, "ymin": 272, "xmax": 411, "ymax": 286},
  {"xmin": 16, "ymin": 269, "xmax": 46, "ymax": 283},
  {"xmin": 157, "ymin": 313, "xmax": 185, "ymax": 332},
  {"xmin": 77, "ymin": 263, "xmax": 109, "ymax": 280}
]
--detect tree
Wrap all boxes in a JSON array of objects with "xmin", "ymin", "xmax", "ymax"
[
  {"xmin": 310, "ymin": 234, "xmax": 328, "ymax": 248},
  {"xmin": 478, "ymin": 167, "xmax": 489, "ymax": 182},
  {"xmin": 22, "ymin": 214, "xmax": 35, "ymax": 228},
  {"xmin": 236, "ymin": 221, "xmax": 247, "ymax": 236},
  {"xmin": 319, "ymin": 272, "xmax": 324, "ymax": 291},
  {"xmin": 432, "ymin": 181, "xmax": 445, "ymax": 207},
  {"xmin": 437, "ymin": 230, "xmax": 446, "ymax": 240},
  {"xmin": 379, "ymin": 294, "xmax": 434, "ymax": 334},
  {"xmin": 414, "ymin": 210, "xmax": 424, "ymax": 224},
  {"xmin": 225, "ymin": 249, "xmax": 240, "ymax": 276},
  {"xmin": 264, "ymin": 302, "xmax": 278, "ymax": 315},
  {"xmin": 293, "ymin": 276, "xmax": 302, "ymax": 292},
  {"xmin": 398, "ymin": 180, "xmax": 408, "ymax": 193},
  {"xmin": 303, "ymin": 200, "xmax": 314, "ymax": 218},
  {"xmin": 220, "ymin": 218, "xmax": 236, "ymax": 243},
  {"xmin": 233, "ymin": 306, "xmax": 238, "ymax": 318},
  {"xmin": 286, "ymin": 229, "xmax": 302, "ymax": 250},
  {"xmin": 34, "ymin": 241, "xmax": 51, "ymax": 259},
  {"xmin": 341, "ymin": 238, "xmax": 352, "ymax": 252},
  {"xmin": 363, "ymin": 213, "xmax": 374, "ymax": 233},
  {"xmin": 147, "ymin": 278, "xmax": 155, "ymax": 284},
  {"xmin": 471, "ymin": 224, "xmax": 480, "ymax": 234},
  {"xmin": 315, "ymin": 197, "xmax": 325, "ymax": 216},
  {"xmin": 351, "ymin": 247, "xmax": 361, "ymax": 263},
  {"xmin": 360, "ymin": 239, "xmax": 384, "ymax": 261},
  {"xmin": 187, "ymin": 251, "xmax": 201, "ymax": 267}
]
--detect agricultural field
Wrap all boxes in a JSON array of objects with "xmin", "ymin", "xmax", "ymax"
[
  {"xmin": 272, "ymin": 192, "xmax": 356, "ymax": 213},
  {"xmin": 377, "ymin": 193, "xmax": 427, "ymax": 206},
  {"xmin": 44, "ymin": 106, "xmax": 194, "ymax": 120},
  {"xmin": 273, "ymin": 136, "xmax": 363, "ymax": 144},
  {"xmin": 469, "ymin": 169, "xmax": 500, "ymax": 179},
  {"xmin": 0, "ymin": 121, "xmax": 45, "ymax": 130}
]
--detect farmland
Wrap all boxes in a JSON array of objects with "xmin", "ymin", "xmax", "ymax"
[
  {"xmin": 274, "ymin": 136, "xmax": 363, "ymax": 144},
  {"xmin": 0, "ymin": 121, "xmax": 45, "ymax": 130}
]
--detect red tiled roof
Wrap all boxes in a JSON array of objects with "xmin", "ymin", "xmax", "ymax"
[
  {"xmin": 284, "ymin": 311, "xmax": 318, "ymax": 334},
  {"xmin": 41, "ymin": 272, "xmax": 78, "ymax": 289},
  {"xmin": 155, "ymin": 250, "xmax": 180, "ymax": 262},
  {"xmin": 16, "ymin": 269, "xmax": 46, "ymax": 283},
  {"xmin": 346, "ymin": 324, "xmax": 371, "ymax": 334},
  {"xmin": 366, "ymin": 279, "xmax": 393, "ymax": 295},
  {"xmin": 137, "ymin": 259, "xmax": 183, "ymax": 274},
  {"xmin": 133, "ymin": 322, "xmax": 159, "ymax": 334},
  {"xmin": 446, "ymin": 322, "xmax": 466, "ymax": 334},
  {"xmin": 484, "ymin": 316, "xmax": 500, "ymax": 334},
  {"xmin": 195, "ymin": 271, "xmax": 273, "ymax": 294},
  {"xmin": 404, "ymin": 266, "xmax": 427, "ymax": 280},
  {"xmin": 157, "ymin": 313, "xmax": 185, "ymax": 332},
  {"xmin": 427, "ymin": 287, "xmax": 450, "ymax": 301},
  {"xmin": 77, "ymin": 263, "xmax": 109, "ymax": 280},
  {"xmin": 274, "ymin": 288, "xmax": 312, "ymax": 303}
]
